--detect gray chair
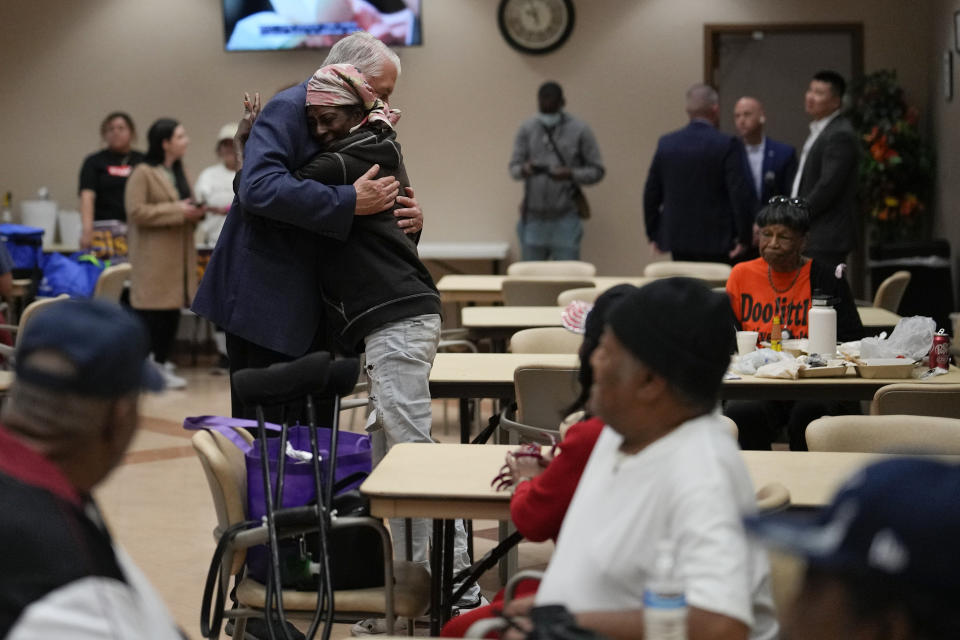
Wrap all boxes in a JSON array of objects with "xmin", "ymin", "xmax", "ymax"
[
  {"xmin": 870, "ymin": 383, "xmax": 960, "ymax": 418},
  {"xmin": 507, "ymin": 261, "xmax": 596, "ymax": 277},
  {"xmin": 502, "ymin": 278, "xmax": 595, "ymax": 306},
  {"xmin": 806, "ymin": 414, "xmax": 960, "ymax": 453}
]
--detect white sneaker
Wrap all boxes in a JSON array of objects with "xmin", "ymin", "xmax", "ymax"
[
  {"xmin": 161, "ymin": 368, "xmax": 187, "ymax": 390},
  {"xmin": 163, "ymin": 360, "xmax": 177, "ymax": 373}
]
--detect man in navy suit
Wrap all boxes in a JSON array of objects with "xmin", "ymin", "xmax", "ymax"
[
  {"xmin": 791, "ymin": 70, "xmax": 860, "ymax": 269},
  {"xmin": 192, "ymin": 33, "xmax": 421, "ymax": 419},
  {"xmin": 733, "ymin": 97, "xmax": 797, "ymax": 211},
  {"xmin": 643, "ymin": 84, "xmax": 754, "ymax": 263}
]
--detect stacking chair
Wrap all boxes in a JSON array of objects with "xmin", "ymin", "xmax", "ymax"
[
  {"xmin": 499, "ymin": 365, "xmax": 581, "ymax": 446},
  {"xmin": 556, "ymin": 286, "xmax": 601, "ymax": 306},
  {"xmin": 93, "ymin": 263, "xmax": 132, "ymax": 302},
  {"xmin": 502, "ymin": 278, "xmax": 594, "ymax": 306},
  {"xmin": 506, "ymin": 261, "xmax": 596, "ymax": 277},
  {"xmin": 870, "ymin": 383, "xmax": 960, "ymax": 418},
  {"xmin": 0, "ymin": 294, "xmax": 70, "ymax": 360},
  {"xmin": 871, "ymin": 270, "xmax": 911, "ymax": 313},
  {"xmin": 644, "ymin": 260, "xmax": 731, "ymax": 286},
  {"xmin": 508, "ymin": 327, "xmax": 583, "ymax": 355},
  {"xmin": 191, "ymin": 427, "xmax": 430, "ymax": 639},
  {"xmin": 806, "ymin": 414, "xmax": 960, "ymax": 453}
]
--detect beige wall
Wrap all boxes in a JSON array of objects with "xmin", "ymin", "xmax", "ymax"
[{"xmin": 0, "ymin": 0, "xmax": 938, "ymax": 275}]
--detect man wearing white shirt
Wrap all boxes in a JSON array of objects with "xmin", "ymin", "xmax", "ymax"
[
  {"xmin": 505, "ymin": 279, "xmax": 779, "ymax": 640},
  {"xmin": 734, "ymin": 97, "xmax": 797, "ymax": 212},
  {"xmin": 791, "ymin": 70, "xmax": 860, "ymax": 269}
]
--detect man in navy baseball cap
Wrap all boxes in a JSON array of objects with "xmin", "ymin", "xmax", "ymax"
[
  {"xmin": 746, "ymin": 458, "xmax": 960, "ymax": 639},
  {"xmin": 0, "ymin": 299, "xmax": 183, "ymax": 638}
]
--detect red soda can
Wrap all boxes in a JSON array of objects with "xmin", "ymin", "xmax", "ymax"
[{"xmin": 930, "ymin": 329, "xmax": 951, "ymax": 369}]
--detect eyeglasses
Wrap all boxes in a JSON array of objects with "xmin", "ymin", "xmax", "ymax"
[{"xmin": 767, "ymin": 196, "xmax": 810, "ymax": 209}]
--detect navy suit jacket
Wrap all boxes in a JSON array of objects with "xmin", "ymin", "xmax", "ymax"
[
  {"xmin": 643, "ymin": 120, "xmax": 754, "ymax": 256},
  {"xmin": 737, "ymin": 137, "xmax": 797, "ymax": 210},
  {"xmin": 192, "ymin": 82, "xmax": 356, "ymax": 357}
]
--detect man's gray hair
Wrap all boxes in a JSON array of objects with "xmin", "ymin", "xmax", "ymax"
[
  {"xmin": 686, "ymin": 83, "xmax": 719, "ymax": 117},
  {"xmin": 323, "ymin": 31, "xmax": 401, "ymax": 77}
]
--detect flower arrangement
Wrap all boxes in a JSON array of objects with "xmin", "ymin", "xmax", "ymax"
[{"xmin": 850, "ymin": 70, "xmax": 934, "ymax": 244}]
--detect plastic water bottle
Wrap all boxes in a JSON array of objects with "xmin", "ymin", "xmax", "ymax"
[{"xmin": 643, "ymin": 540, "xmax": 687, "ymax": 640}]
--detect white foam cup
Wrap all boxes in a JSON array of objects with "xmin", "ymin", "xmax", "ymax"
[{"xmin": 736, "ymin": 330, "xmax": 759, "ymax": 355}]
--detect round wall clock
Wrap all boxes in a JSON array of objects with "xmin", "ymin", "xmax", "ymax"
[{"xmin": 498, "ymin": 0, "xmax": 575, "ymax": 55}]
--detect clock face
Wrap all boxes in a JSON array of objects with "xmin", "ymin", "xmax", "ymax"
[{"xmin": 498, "ymin": 0, "xmax": 575, "ymax": 55}]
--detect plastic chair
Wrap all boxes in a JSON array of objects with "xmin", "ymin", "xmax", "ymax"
[
  {"xmin": 499, "ymin": 365, "xmax": 581, "ymax": 445},
  {"xmin": 93, "ymin": 263, "xmax": 132, "ymax": 302},
  {"xmin": 506, "ymin": 261, "xmax": 596, "ymax": 277},
  {"xmin": 0, "ymin": 294, "xmax": 70, "ymax": 359},
  {"xmin": 502, "ymin": 278, "xmax": 595, "ymax": 306},
  {"xmin": 509, "ymin": 327, "xmax": 583, "ymax": 355},
  {"xmin": 872, "ymin": 270, "xmax": 911, "ymax": 313},
  {"xmin": 870, "ymin": 383, "xmax": 960, "ymax": 418},
  {"xmin": 556, "ymin": 287, "xmax": 601, "ymax": 306},
  {"xmin": 643, "ymin": 261, "xmax": 731, "ymax": 285},
  {"xmin": 191, "ymin": 428, "xmax": 430, "ymax": 639},
  {"xmin": 806, "ymin": 414, "xmax": 960, "ymax": 454}
]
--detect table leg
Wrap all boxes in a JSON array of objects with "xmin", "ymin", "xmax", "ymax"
[
  {"xmin": 459, "ymin": 398, "xmax": 472, "ymax": 444},
  {"xmin": 429, "ymin": 519, "xmax": 443, "ymax": 635},
  {"xmin": 441, "ymin": 518, "xmax": 455, "ymax": 623}
]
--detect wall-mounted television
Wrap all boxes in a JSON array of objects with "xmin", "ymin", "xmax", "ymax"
[{"xmin": 224, "ymin": 0, "xmax": 421, "ymax": 51}]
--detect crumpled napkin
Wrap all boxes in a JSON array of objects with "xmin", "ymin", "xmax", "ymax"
[
  {"xmin": 731, "ymin": 348, "xmax": 795, "ymax": 376},
  {"xmin": 755, "ymin": 359, "xmax": 800, "ymax": 379}
]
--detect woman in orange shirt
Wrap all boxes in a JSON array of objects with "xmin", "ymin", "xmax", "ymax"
[{"xmin": 725, "ymin": 197, "xmax": 863, "ymax": 450}]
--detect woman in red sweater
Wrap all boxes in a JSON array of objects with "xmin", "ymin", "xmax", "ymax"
[{"xmin": 441, "ymin": 284, "xmax": 635, "ymax": 637}]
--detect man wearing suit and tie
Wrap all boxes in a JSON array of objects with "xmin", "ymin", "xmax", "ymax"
[
  {"xmin": 643, "ymin": 84, "xmax": 754, "ymax": 263},
  {"xmin": 791, "ymin": 70, "xmax": 860, "ymax": 269},
  {"xmin": 733, "ymin": 97, "xmax": 797, "ymax": 211}
]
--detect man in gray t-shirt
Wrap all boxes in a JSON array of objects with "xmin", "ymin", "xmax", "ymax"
[{"xmin": 509, "ymin": 82, "xmax": 604, "ymax": 261}]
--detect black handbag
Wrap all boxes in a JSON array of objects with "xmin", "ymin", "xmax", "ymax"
[{"xmin": 523, "ymin": 605, "xmax": 608, "ymax": 640}]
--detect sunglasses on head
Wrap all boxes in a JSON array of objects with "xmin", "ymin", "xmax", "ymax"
[{"xmin": 767, "ymin": 196, "xmax": 810, "ymax": 209}]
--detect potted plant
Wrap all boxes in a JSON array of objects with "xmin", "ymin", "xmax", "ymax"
[{"xmin": 850, "ymin": 70, "xmax": 934, "ymax": 244}]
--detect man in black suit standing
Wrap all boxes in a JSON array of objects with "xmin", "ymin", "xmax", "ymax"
[
  {"xmin": 791, "ymin": 70, "xmax": 860, "ymax": 269},
  {"xmin": 643, "ymin": 84, "xmax": 753, "ymax": 263},
  {"xmin": 734, "ymin": 96, "xmax": 797, "ymax": 210}
]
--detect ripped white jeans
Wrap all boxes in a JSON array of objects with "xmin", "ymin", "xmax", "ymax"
[{"xmin": 364, "ymin": 314, "xmax": 480, "ymax": 603}]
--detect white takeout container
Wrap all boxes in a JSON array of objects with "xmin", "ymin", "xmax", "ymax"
[{"xmin": 854, "ymin": 358, "xmax": 916, "ymax": 379}]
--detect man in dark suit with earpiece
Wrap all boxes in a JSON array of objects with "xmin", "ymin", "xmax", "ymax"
[{"xmin": 733, "ymin": 97, "xmax": 797, "ymax": 211}]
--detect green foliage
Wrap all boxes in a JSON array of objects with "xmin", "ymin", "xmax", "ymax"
[{"xmin": 850, "ymin": 70, "xmax": 934, "ymax": 244}]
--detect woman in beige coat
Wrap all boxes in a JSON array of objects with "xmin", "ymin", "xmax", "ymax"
[{"xmin": 124, "ymin": 118, "xmax": 204, "ymax": 389}]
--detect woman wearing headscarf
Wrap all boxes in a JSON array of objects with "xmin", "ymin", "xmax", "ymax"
[
  {"xmin": 294, "ymin": 64, "xmax": 480, "ymax": 632},
  {"xmin": 124, "ymin": 118, "xmax": 204, "ymax": 390}
]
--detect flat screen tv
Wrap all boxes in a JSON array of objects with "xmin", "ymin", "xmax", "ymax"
[{"xmin": 224, "ymin": 0, "xmax": 421, "ymax": 51}]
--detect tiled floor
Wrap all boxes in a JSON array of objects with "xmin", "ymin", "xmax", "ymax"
[{"xmin": 94, "ymin": 361, "xmax": 552, "ymax": 639}]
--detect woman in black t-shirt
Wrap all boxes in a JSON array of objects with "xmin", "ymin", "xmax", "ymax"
[{"xmin": 78, "ymin": 112, "xmax": 145, "ymax": 249}]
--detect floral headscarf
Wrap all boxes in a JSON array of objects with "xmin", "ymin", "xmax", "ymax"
[{"xmin": 305, "ymin": 63, "xmax": 400, "ymax": 130}]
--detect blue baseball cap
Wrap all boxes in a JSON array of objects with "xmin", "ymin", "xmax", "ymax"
[
  {"xmin": 745, "ymin": 458, "xmax": 960, "ymax": 595},
  {"xmin": 15, "ymin": 298, "xmax": 165, "ymax": 396}
]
